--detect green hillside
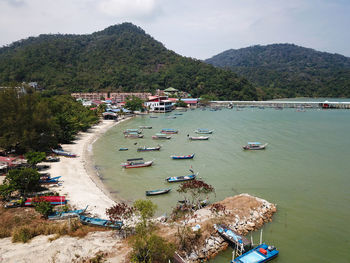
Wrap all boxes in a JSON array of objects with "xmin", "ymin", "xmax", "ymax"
[
  {"xmin": 205, "ymin": 44, "xmax": 350, "ymax": 98},
  {"xmin": 0, "ymin": 23, "xmax": 257, "ymax": 100}
]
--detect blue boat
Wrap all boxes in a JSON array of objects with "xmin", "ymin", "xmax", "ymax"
[
  {"xmin": 119, "ymin": 148, "xmax": 128, "ymax": 151},
  {"xmin": 232, "ymin": 244, "xmax": 279, "ymax": 263},
  {"xmin": 214, "ymin": 224, "xmax": 251, "ymax": 248},
  {"xmin": 79, "ymin": 215, "xmax": 123, "ymax": 229},
  {"xmin": 52, "ymin": 149, "xmax": 77, "ymax": 157},
  {"xmin": 166, "ymin": 173, "xmax": 197, "ymax": 183},
  {"xmin": 39, "ymin": 176, "xmax": 61, "ymax": 184},
  {"xmin": 171, "ymin": 153, "xmax": 195, "ymax": 160},
  {"xmin": 48, "ymin": 206, "xmax": 88, "ymax": 220}
]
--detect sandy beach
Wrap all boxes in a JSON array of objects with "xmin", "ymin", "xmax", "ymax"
[{"xmin": 47, "ymin": 118, "xmax": 130, "ymax": 218}]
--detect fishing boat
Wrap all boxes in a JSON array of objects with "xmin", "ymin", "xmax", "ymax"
[
  {"xmin": 189, "ymin": 136, "xmax": 209, "ymax": 140},
  {"xmin": 174, "ymin": 113, "xmax": 183, "ymax": 115},
  {"xmin": 166, "ymin": 116, "xmax": 176, "ymax": 119},
  {"xmin": 45, "ymin": 156, "xmax": 60, "ymax": 162},
  {"xmin": 194, "ymin": 128, "xmax": 214, "ymax": 134},
  {"xmin": 161, "ymin": 128, "xmax": 178, "ymax": 134},
  {"xmin": 123, "ymin": 129, "xmax": 142, "ymax": 134},
  {"xmin": 166, "ymin": 173, "xmax": 197, "ymax": 183},
  {"xmin": 39, "ymin": 176, "xmax": 61, "ymax": 184},
  {"xmin": 79, "ymin": 215, "xmax": 123, "ymax": 229},
  {"xmin": 48, "ymin": 206, "xmax": 88, "ymax": 220},
  {"xmin": 243, "ymin": 142, "xmax": 268, "ymax": 150},
  {"xmin": 121, "ymin": 158, "xmax": 153, "ymax": 168},
  {"xmin": 214, "ymin": 224, "xmax": 251, "ymax": 249},
  {"xmin": 137, "ymin": 145, "xmax": 161, "ymax": 152},
  {"xmin": 139, "ymin": 126, "xmax": 152, "ymax": 129},
  {"xmin": 25, "ymin": 196, "xmax": 66, "ymax": 206},
  {"xmin": 232, "ymin": 243, "xmax": 279, "ymax": 263},
  {"xmin": 52, "ymin": 149, "xmax": 77, "ymax": 157},
  {"xmin": 145, "ymin": 188, "xmax": 171, "ymax": 196},
  {"xmin": 150, "ymin": 116, "xmax": 158, "ymax": 118},
  {"xmin": 152, "ymin": 133, "xmax": 171, "ymax": 140},
  {"xmin": 124, "ymin": 132, "xmax": 144, "ymax": 138},
  {"xmin": 119, "ymin": 147, "xmax": 128, "ymax": 151},
  {"xmin": 171, "ymin": 153, "xmax": 195, "ymax": 160}
]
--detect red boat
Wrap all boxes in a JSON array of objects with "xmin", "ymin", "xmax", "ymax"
[
  {"xmin": 121, "ymin": 158, "xmax": 153, "ymax": 168},
  {"xmin": 25, "ymin": 196, "xmax": 66, "ymax": 206}
]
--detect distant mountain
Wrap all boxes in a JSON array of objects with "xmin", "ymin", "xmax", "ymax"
[
  {"xmin": 0, "ymin": 23, "xmax": 257, "ymax": 100},
  {"xmin": 205, "ymin": 44, "xmax": 350, "ymax": 98}
]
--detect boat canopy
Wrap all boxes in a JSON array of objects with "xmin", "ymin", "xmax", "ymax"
[
  {"xmin": 127, "ymin": 158, "xmax": 144, "ymax": 161},
  {"xmin": 161, "ymin": 128, "xmax": 177, "ymax": 131},
  {"xmin": 155, "ymin": 133, "xmax": 167, "ymax": 136},
  {"xmin": 248, "ymin": 142, "xmax": 261, "ymax": 145}
]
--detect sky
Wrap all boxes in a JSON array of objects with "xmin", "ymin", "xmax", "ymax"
[{"xmin": 0, "ymin": 0, "xmax": 349, "ymax": 59}]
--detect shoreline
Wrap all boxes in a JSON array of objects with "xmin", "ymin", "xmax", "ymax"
[{"xmin": 47, "ymin": 117, "xmax": 132, "ymax": 218}]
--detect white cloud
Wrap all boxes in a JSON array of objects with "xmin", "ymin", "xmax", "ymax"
[{"xmin": 97, "ymin": 0, "xmax": 160, "ymax": 19}]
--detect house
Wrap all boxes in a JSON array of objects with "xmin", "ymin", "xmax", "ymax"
[
  {"xmin": 144, "ymin": 96, "xmax": 173, "ymax": 112},
  {"xmin": 181, "ymin": 98, "xmax": 200, "ymax": 108}
]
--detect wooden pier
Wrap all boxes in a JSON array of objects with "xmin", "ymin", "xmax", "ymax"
[{"xmin": 211, "ymin": 100, "xmax": 350, "ymax": 109}]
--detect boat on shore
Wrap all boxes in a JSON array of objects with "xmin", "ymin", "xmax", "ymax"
[
  {"xmin": 171, "ymin": 153, "xmax": 195, "ymax": 160},
  {"xmin": 232, "ymin": 243, "xmax": 279, "ymax": 263},
  {"xmin": 124, "ymin": 133, "xmax": 144, "ymax": 138},
  {"xmin": 146, "ymin": 188, "xmax": 171, "ymax": 196},
  {"xmin": 45, "ymin": 156, "xmax": 60, "ymax": 162},
  {"xmin": 194, "ymin": 128, "xmax": 213, "ymax": 134},
  {"xmin": 139, "ymin": 126, "xmax": 152, "ymax": 129},
  {"xmin": 52, "ymin": 149, "xmax": 77, "ymax": 158},
  {"xmin": 48, "ymin": 206, "xmax": 88, "ymax": 220},
  {"xmin": 24, "ymin": 196, "xmax": 66, "ymax": 206},
  {"xmin": 39, "ymin": 176, "xmax": 61, "ymax": 184},
  {"xmin": 189, "ymin": 136, "xmax": 209, "ymax": 140},
  {"xmin": 166, "ymin": 172, "xmax": 197, "ymax": 183},
  {"xmin": 152, "ymin": 133, "xmax": 171, "ymax": 140},
  {"xmin": 161, "ymin": 128, "xmax": 178, "ymax": 134},
  {"xmin": 243, "ymin": 142, "xmax": 268, "ymax": 150},
  {"xmin": 79, "ymin": 215, "xmax": 122, "ymax": 229},
  {"xmin": 121, "ymin": 158, "xmax": 153, "ymax": 168},
  {"xmin": 137, "ymin": 145, "xmax": 161, "ymax": 152},
  {"xmin": 214, "ymin": 224, "xmax": 251, "ymax": 249}
]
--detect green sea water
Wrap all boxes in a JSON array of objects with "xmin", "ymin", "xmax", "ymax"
[{"xmin": 93, "ymin": 107, "xmax": 350, "ymax": 263}]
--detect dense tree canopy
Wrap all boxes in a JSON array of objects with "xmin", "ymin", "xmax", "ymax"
[
  {"xmin": 206, "ymin": 44, "xmax": 350, "ymax": 99},
  {"xmin": 0, "ymin": 23, "xmax": 257, "ymax": 100}
]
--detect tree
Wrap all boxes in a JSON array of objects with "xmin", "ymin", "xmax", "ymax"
[
  {"xmin": 34, "ymin": 199, "xmax": 54, "ymax": 219},
  {"xmin": 0, "ymin": 168, "xmax": 41, "ymax": 198},
  {"xmin": 24, "ymin": 152, "xmax": 46, "ymax": 167},
  {"xmin": 106, "ymin": 202, "xmax": 135, "ymax": 237},
  {"xmin": 125, "ymin": 96, "xmax": 144, "ymax": 112},
  {"xmin": 175, "ymin": 99, "xmax": 187, "ymax": 108}
]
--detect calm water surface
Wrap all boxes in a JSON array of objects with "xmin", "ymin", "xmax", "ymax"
[{"xmin": 94, "ymin": 107, "xmax": 350, "ymax": 263}]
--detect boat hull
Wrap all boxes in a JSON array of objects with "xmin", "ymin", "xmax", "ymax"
[
  {"xmin": 171, "ymin": 154, "xmax": 195, "ymax": 159},
  {"xmin": 189, "ymin": 137, "xmax": 209, "ymax": 140},
  {"xmin": 121, "ymin": 161, "xmax": 153, "ymax": 168},
  {"xmin": 166, "ymin": 174, "xmax": 196, "ymax": 182},
  {"xmin": 146, "ymin": 188, "xmax": 171, "ymax": 196}
]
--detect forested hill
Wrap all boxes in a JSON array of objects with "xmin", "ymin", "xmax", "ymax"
[
  {"xmin": 0, "ymin": 23, "xmax": 257, "ymax": 100},
  {"xmin": 205, "ymin": 44, "xmax": 350, "ymax": 98}
]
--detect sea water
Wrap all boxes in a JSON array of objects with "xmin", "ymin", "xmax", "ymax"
[{"xmin": 93, "ymin": 105, "xmax": 350, "ymax": 263}]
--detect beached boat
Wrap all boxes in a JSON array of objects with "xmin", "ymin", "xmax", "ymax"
[
  {"xmin": 232, "ymin": 243, "xmax": 279, "ymax": 263},
  {"xmin": 152, "ymin": 133, "xmax": 171, "ymax": 140},
  {"xmin": 189, "ymin": 136, "xmax": 209, "ymax": 140},
  {"xmin": 139, "ymin": 126, "xmax": 152, "ymax": 129},
  {"xmin": 243, "ymin": 142, "xmax": 268, "ymax": 150},
  {"xmin": 121, "ymin": 158, "xmax": 153, "ymax": 168},
  {"xmin": 45, "ymin": 156, "xmax": 60, "ymax": 162},
  {"xmin": 25, "ymin": 196, "xmax": 66, "ymax": 206},
  {"xmin": 214, "ymin": 224, "xmax": 251, "ymax": 249},
  {"xmin": 39, "ymin": 176, "xmax": 61, "ymax": 184},
  {"xmin": 52, "ymin": 149, "xmax": 77, "ymax": 157},
  {"xmin": 145, "ymin": 188, "xmax": 171, "ymax": 196},
  {"xmin": 137, "ymin": 145, "xmax": 161, "ymax": 152},
  {"xmin": 194, "ymin": 128, "xmax": 214, "ymax": 134},
  {"xmin": 171, "ymin": 153, "xmax": 195, "ymax": 160},
  {"xmin": 48, "ymin": 206, "xmax": 88, "ymax": 220},
  {"xmin": 79, "ymin": 215, "xmax": 122, "ymax": 229},
  {"xmin": 161, "ymin": 128, "xmax": 178, "ymax": 134},
  {"xmin": 123, "ymin": 129, "xmax": 142, "ymax": 134},
  {"xmin": 178, "ymin": 199, "xmax": 209, "ymax": 209},
  {"xmin": 166, "ymin": 173, "xmax": 197, "ymax": 183},
  {"xmin": 124, "ymin": 133, "xmax": 144, "ymax": 138},
  {"xmin": 119, "ymin": 147, "xmax": 128, "ymax": 151}
]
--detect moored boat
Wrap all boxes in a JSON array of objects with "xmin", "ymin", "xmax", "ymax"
[
  {"xmin": 214, "ymin": 224, "xmax": 251, "ymax": 249},
  {"xmin": 150, "ymin": 116, "xmax": 158, "ymax": 118},
  {"xmin": 124, "ymin": 132, "xmax": 144, "ymax": 138},
  {"xmin": 194, "ymin": 128, "xmax": 213, "ymax": 134},
  {"xmin": 119, "ymin": 147, "xmax": 128, "ymax": 151},
  {"xmin": 161, "ymin": 128, "xmax": 178, "ymax": 134},
  {"xmin": 243, "ymin": 142, "xmax": 268, "ymax": 150},
  {"xmin": 166, "ymin": 116, "xmax": 176, "ymax": 119},
  {"xmin": 123, "ymin": 129, "xmax": 142, "ymax": 134},
  {"xmin": 79, "ymin": 215, "xmax": 122, "ymax": 229},
  {"xmin": 121, "ymin": 158, "xmax": 153, "ymax": 168},
  {"xmin": 171, "ymin": 153, "xmax": 195, "ymax": 160},
  {"xmin": 139, "ymin": 126, "xmax": 152, "ymax": 129},
  {"xmin": 189, "ymin": 136, "xmax": 209, "ymax": 140},
  {"xmin": 137, "ymin": 145, "xmax": 161, "ymax": 152},
  {"xmin": 166, "ymin": 173, "xmax": 197, "ymax": 183},
  {"xmin": 152, "ymin": 133, "xmax": 171, "ymax": 140},
  {"xmin": 145, "ymin": 188, "xmax": 171, "ymax": 196},
  {"xmin": 52, "ymin": 149, "xmax": 77, "ymax": 157},
  {"xmin": 232, "ymin": 243, "xmax": 279, "ymax": 263}
]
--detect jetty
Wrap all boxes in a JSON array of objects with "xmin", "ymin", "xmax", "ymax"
[{"xmin": 211, "ymin": 100, "xmax": 350, "ymax": 109}]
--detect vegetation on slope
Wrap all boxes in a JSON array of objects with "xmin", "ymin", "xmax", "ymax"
[
  {"xmin": 0, "ymin": 23, "xmax": 257, "ymax": 100},
  {"xmin": 205, "ymin": 44, "xmax": 350, "ymax": 98}
]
